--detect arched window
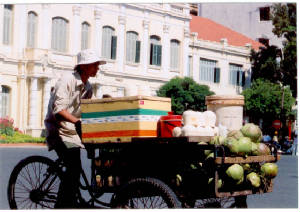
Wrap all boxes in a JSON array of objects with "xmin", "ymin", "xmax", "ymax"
[
  {"xmin": 170, "ymin": 39, "xmax": 180, "ymax": 71},
  {"xmin": 51, "ymin": 17, "xmax": 69, "ymax": 52},
  {"xmin": 27, "ymin": 11, "xmax": 38, "ymax": 48},
  {"xmin": 3, "ymin": 4, "xmax": 13, "ymax": 45},
  {"xmin": 149, "ymin": 35, "xmax": 161, "ymax": 66},
  {"xmin": 0, "ymin": 85, "xmax": 10, "ymax": 117},
  {"xmin": 101, "ymin": 26, "xmax": 117, "ymax": 60},
  {"xmin": 126, "ymin": 31, "xmax": 140, "ymax": 63},
  {"xmin": 81, "ymin": 22, "xmax": 90, "ymax": 50}
]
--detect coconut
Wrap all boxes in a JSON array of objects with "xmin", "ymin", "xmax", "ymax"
[
  {"xmin": 251, "ymin": 142, "xmax": 259, "ymax": 155},
  {"xmin": 261, "ymin": 163, "xmax": 278, "ymax": 178},
  {"xmin": 256, "ymin": 143, "xmax": 271, "ymax": 156},
  {"xmin": 228, "ymin": 137, "xmax": 252, "ymax": 156},
  {"xmin": 242, "ymin": 163, "xmax": 251, "ymax": 173},
  {"xmin": 241, "ymin": 123, "xmax": 263, "ymax": 143},
  {"xmin": 224, "ymin": 137, "xmax": 237, "ymax": 148},
  {"xmin": 226, "ymin": 164, "xmax": 244, "ymax": 183},
  {"xmin": 227, "ymin": 130, "xmax": 244, "ymax": 140},
  {"xmin": 247, "ymin": 172, "xmax": 261, "ymax": 188},
  {"xmin": 210, "ymin": 136, "xmax": 226, "ymax": 145}
]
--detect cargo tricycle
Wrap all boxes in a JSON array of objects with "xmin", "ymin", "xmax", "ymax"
[{"xmin": 7, "ymin": 136, "xmax": 279, "ymax": 209}]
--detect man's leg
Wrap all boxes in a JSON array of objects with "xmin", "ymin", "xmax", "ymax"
[{"xmin": 55, "ymin": 143, "xmax": 81, "ymax": 208}]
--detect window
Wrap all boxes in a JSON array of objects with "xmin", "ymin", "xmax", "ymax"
[
  {"xmin": 3, "ymin": 4, "xmax": 13, "ymax": 45},
  {"xmin": 0, "ymin": 85, "xmax": 10, "ymax": 117},
  {"xmin": 81, "ymin": 22, "xmax": 90, "ymax": 50},
  {"xmin": 126, "ymin": 31, "xmax": 140, "ymax": 63},
  {"xmin": 199, "ymin": 58, "xmax": 220, "ymax": 83},
  {"xmin": 187, "ymin": 55, "xmax": 193, "ymax": 77},
  {"xmin": 149, "ymin": 35, "xmax": 161, "ymax": 66},
  {"xmin": 258, "ymin": 38, "xmax": 269, "ymax": 46},
  {"xmin": 229, "ymin": 64, "xmax": 245, "ymax": 86},
  {"xmin": 170, "ymin": 39, "xmax": 180, "ymax": 71},
  {"xmin": 102, "ymin": 26, "xmax": 117, "ymax": 60},
  {"xmin": 51, "ymin": 17, "xmax": 69, "ymax": 52},
  {"xmin": 260, "ymin": 7, "xmax": 270, "ymax": 21},
  {"xmin": 27, "ymin": 11, "xmax": 37, "ymax": 48}
]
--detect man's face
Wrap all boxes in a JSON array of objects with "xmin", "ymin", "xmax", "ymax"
[{"xmin": 83, "ymin": 62, "xmax": 100, "ymax": 77}]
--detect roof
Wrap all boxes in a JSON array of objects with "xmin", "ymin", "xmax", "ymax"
[{"xmin": 190, "ymin": 15, "xmax": 263, "ymax": 51}]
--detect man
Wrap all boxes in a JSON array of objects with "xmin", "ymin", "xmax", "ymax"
[{"xmin": 44, "ymin": 49, "xmax": 106, "ymax": 208}]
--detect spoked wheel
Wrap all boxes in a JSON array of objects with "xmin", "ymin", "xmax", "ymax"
[
  {"xmin": 195, "ymin": 195, "xmax": 247, "ymax": 208},
  {"xmin": 7, "ymin": 156, "xmax": 62, "ymax": 209},
  {"xmin": 111, "ymin": 177, "xmax": 181, "ymax": 208}
]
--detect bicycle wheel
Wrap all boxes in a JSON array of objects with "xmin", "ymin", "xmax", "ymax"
[
  {"xmin": 195, "ymin": 196, "xmax": 247, "ymax": 208},
  {"xmin": 111, "ymin": 177, "xmax": 181, "ymax": 208},
  {"xmin": 7, "ymin": 155, "xmax": 62, "ymax": 209}
]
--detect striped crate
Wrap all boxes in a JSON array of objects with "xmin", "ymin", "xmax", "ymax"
[{"xmin": 81, "ymin": 96, "xmax": 171, "ymax": 143}]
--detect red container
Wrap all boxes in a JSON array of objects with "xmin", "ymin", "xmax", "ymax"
[{"xmin": 157, "ymin": 112, "xmax": 182, "ymax": 137}]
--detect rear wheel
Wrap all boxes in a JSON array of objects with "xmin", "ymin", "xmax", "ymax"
[
  {"xmin": 111, "ymin": 177, "xmax": 181, "ymax": 208},
  {"xmin": 195, "ymin": 196, "xmax": 247, "ymax": 208},
  {"xmin": 7, "ymin": 156, "xmax": 62, "ymax": 209}
]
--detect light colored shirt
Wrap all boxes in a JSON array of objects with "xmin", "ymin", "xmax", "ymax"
[{"xmin": 44, "ymin": 72, "xmax": 93, "ymax": 149}]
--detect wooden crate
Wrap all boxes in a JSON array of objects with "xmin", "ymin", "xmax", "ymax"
[{"xmin": 81, "ymin": 96, "xmax": 171, "ymax": 143}]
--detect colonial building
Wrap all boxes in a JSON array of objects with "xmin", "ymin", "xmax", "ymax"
[{"xmin": 0, "ymin": 4, "xmax": 261, "ymax": 136}]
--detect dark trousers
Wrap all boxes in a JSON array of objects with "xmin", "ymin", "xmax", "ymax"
[{"xmin": 54, "ymin": 142, "xmax": 82, "ymax": 208}]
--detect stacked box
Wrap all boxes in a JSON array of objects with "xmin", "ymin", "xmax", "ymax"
[{"xmin": 81, "ymin": 96, "xmax": 171, "ymax": 143}]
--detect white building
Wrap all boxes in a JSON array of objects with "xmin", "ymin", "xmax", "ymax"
[{"xmin": 0, "ymin": 3, "xmax": 261, "ymax": 136}]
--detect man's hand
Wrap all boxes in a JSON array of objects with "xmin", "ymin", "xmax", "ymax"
[{"xmin": 75, "ymin": 120, "xmax": 82, "ymax": 139}]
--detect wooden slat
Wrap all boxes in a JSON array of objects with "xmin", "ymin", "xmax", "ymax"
[{"xmin": 215, "ymin": 155, "xmax": 280, "ymax": 164}]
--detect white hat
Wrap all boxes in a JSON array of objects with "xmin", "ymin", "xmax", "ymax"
[{"xmin": 76, "ymin": 49, "xmax": 106, "ymax": 68}]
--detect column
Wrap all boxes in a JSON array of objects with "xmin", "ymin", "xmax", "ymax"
[
  {"xmin": 29, "ymin": 77, "xmax": 38, "ymax": 128},
  {"xmin": 219, "ymin": 59, "xmax": 229, "ymax": 87},
  {"xmin": 15, "ymin": 5, "xmax": 27, "ymax": 57},
  {"xmin": 95, "ymin": 84, "xmax": 102, "ymax": 99},
  {"xmin": 192, "ymin": 54, "xmax": 198, "ymax": 82},
  {"xmin": 142, "ymin": 20, "xmax": 150, "ymax": 73},
  {"xmin": 94, "ymin": 9, "xmax": 102, "ymax": 57},
  {"xmin": 43, "ymin": 78, "xmax": 51, "ymax": 121},
  {"xmin": 162, "ymin": 24, "xmax": 170, "ymax": 75},
  {"xmin": 41, "ymin": 4, "xmax": 51, "ymax": 49},
  {"xmin": 183, "ymin": 26, "xmax": 190, "ymax": 76},
  {"xmin": 117, "ymin": 16, "xmax": 126, "ymax": 72},
  {"xmin": 72, "ymin": 5, "xmax": 81, "ymax": 54}
]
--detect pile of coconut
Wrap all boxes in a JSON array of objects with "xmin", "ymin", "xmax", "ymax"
[{"xmin": 204, "ymin": 123, "xmax": 278, "ymax": 189}]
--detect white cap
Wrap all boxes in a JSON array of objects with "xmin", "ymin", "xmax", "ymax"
[{"xmin": 75, "ymin": 49, "xmax": 106, "ymax": 68}]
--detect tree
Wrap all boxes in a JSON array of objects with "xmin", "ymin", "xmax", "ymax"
[
  {"xmin": 242, "ymin": 78, "xmax": 295, "ymax": 127},
  {"xmin": 156, "ymin": 77, "xmax": 215, "ymax": 114},
  {"xmin": 271, "ymin": 3, "xmax": 297, "ymax": 98},
  {"xmin": 250, "ymin": 3, "xmax": 297, "ymax": 98}
]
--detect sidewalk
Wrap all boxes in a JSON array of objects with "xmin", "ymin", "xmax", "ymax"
[{"xmin": 0, "ymin": 143, "xmax": 46, "ymax": 147}]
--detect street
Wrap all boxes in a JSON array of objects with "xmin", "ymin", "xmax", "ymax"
[{"xmin": 0, "ymin": 146, "xmax": 298, "ymax": 209}]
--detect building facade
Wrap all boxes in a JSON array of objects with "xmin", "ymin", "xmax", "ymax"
[
  {"xmin": 0, "ymin": 4, "xmax": 258, "ymax": 136},
  {"xmin": 197, "ymin": 3, "xmax": 284, "ymax": 48}
]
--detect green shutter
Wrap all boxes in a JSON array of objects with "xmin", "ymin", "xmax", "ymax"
[
  {"xmin": 214, "ymin": 67, "xmax": 220, "ymax": 83},
  {"xmin": 242, "ymin": 71, "xmax": 246, "ymax": 86},
  {"xmin": 111, "ymin": 35, "xmax": 117, "ymax": 60},
  {"xmin": 150, "ymin": 43, "xmax": 154, "ymax": 65},
  {"xmin": 157, "ymin": 44, "xmax": 162, "ymax": 66},
  {"xmin": 153, "ymin": 44, "xmax": 158, "ymax": 65},
  {"xmin": 135, "ymin": 40, "xmax": 141, "ymax": 63}
]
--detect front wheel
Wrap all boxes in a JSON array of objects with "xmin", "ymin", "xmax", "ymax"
[
  {"xmin": 195, "ymin": 195, "xmax": 247, "ymax": 208},
  {"xmin": 111, "ymin": 177, "xmax": 181, "ymax": 208},
  {"xmin": 7, "ymin": 156, "xmax": 62, "ymax": 209}
]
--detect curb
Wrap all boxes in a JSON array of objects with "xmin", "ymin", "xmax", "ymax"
[{"xmin": 0, "ymin": 143, "xmax": 47, "ymax": 147}]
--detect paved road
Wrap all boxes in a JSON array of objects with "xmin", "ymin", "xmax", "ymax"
[{"xmin": 0, "ymin": 146, "xmax": 298, "ymax": 209}]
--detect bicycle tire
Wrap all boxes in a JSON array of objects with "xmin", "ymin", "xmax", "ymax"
[
  {"xmin": 111, "ymin": 177, "xmax": 181, "ymax": 208},
  {"xmin": 194, "ymin": 196, "xmax": 248, "ymax": 208},
  {"xmin": 7, "ymin": 155, "xmax": 62, "ymax": 209}
]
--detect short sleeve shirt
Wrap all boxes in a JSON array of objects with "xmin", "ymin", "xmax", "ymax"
[{"xmin": 44, "ymin": 72, "xmax": 93, "ymax": 148}]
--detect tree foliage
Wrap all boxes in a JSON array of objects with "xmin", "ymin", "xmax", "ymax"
[
  {"xmin": 157, "ymin": 77, "xmax": 215, "ymax": 114},
  {"xmin": 242, "ymin": 78, "xmax": 295, "ymax": 124},
  {"xmin": 251, "ymin": 3, "xmax": 297, "ymax": 98}
]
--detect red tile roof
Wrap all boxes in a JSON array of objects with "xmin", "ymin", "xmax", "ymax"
[{"xmin": 190, "ymin": 15, "xmax": 263, "ymax": 51}]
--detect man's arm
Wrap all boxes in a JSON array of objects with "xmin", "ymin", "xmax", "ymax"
[{"xmin": 56, "ymin": 109, "xmax": 82, "ymax": 138}]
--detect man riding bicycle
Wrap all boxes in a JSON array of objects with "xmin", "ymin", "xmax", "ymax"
[{"xmin": 44, "ymin": 49, "xmax": 106, "ymax": 208}]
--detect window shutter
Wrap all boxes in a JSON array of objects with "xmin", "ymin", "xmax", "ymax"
[
  {"xmin": 111, "ymin": 35, "xmax": 117, "ymax": 59},
  {"xmin": 214, "ymin": 68, "xmax": 220, "ymax": 83},
  {"xmin": 150, "ymin": 43, "xmax": 154, "ymax": 65},
  {"xmin": 135, "ymin": 40, "xmax": 141, "ymax": 63},
  {"xmin": 157, "ymin": 44, "xmax": 162, "ymax": 66},
  {"xmin": 242, "ymin": 71, "xmax": 246, "ymax": 86}
]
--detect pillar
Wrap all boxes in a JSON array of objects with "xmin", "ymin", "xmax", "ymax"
[
  {"xmin": 41, "ymin": 4, "xmax": 51, "ymax": 49},
  {"xmin": 94, "ymin": 9, "xmax": 102, "ymax": 57},
  {"xmin": 162, "ymin": 23, "xmax": 170, "ymax": 75},
  {"xmin": 142, "ymin": 19, "xmax": 150, "ymax": 73},
  {"xmin": 117, "ymin": 15, "xmax": 126, "ymax": 72},
  {"xmin": 183, "ymin": 26, "xmax": 190, "ymax": 76},
  {"xmin": 29, "ymin": 77, "xmax": 38, "ymax": 128},
  {"xmin": 72, "ymin": 5, "xmax": 81, "ymax": 54}
]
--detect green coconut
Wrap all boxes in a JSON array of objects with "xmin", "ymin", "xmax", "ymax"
[
  {"xmin": 241, "ymin": 123, "xmax": 263, "ymax": 143},
  {"xmin": 228, "ymin": 137, "xmax": 252, "ymax": 156},
  {"xmin": 226, "ymin": 164, "xmax": 244, "ymax": 184},
  {"xmin": 261, "ymin": 163, "xmax": 278, "ymax": 178},
  {"xmin": 227, "ymin": 130, "xmax": 244, "ymax": 140},
  {"xmin": 247, "ymin": 172, "xmax": 261, "ymax": 188}
]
